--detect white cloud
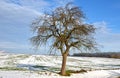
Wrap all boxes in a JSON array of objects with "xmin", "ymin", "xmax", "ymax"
[
  {"xmin": 0, "ymin": 0, "xmax": 43, "ymax": 48},
  {"xmin": 53, "ymin": 0, "xmax": 74, "ymax": 6},
  {"xmin": 0, "ymin": 0, "xmax": 65, "ymax": 54},
  {"xmin": 4, "ymin": 0, "xmax": 51, "ymax": 11},
  {"xmin": 0, "ymin": 0, "xmax": 41, "ymax": 24},
  {"xmin": 93, "ymin": 21, "xmax": 110, "ymax": 34},
  {"xmin": 0, "ymin": 41, "xmax": 48, "ymax": 54},
  {"xmin": 94, "ymin": 21, "xmax": 120, "ymax": 52},
  {"xmin": 0, "ymin": 0, "xmax": 73, "ymax": 26},
  {"xmin": 0, "ymin": 41, "xmax": 29, "ymax": 49}
]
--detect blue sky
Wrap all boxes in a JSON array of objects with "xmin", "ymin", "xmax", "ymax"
[{"xmin": 0, "ymin": 0, "xmax": 120, "ymax": 54}]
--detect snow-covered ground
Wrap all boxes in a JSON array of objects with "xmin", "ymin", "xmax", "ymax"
[
  {"xmin": 0, "ymin": 70, "xmax": 120, "ymax": 78},
  {"xmin": 0, "ymin": 52, "xmax": 120, "ymax": 78}
]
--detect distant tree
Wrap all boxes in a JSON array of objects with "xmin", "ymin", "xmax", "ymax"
[{"xmin": 30, "ymin": 3, "xmax": 97, "ymax": 76}]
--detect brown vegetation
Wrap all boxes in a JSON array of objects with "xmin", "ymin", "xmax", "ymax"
[{"xmin": 59, "ymin": 69, "xmax": 87, "ymax": 76}]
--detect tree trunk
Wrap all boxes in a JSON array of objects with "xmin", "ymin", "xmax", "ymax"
[{"xmin": 60, "ymin": 53, "xmax": 67, "ymax": 75}]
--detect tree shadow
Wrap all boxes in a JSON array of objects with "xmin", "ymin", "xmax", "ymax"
[
  {"xmin": 107, "ymin": 70, "xmax": 120, "ymax": 78},
  {"xmin": 16, "ymin": 64, "xmax": 60, "ymax": 73}
]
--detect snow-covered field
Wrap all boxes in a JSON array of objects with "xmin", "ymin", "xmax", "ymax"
[{"xmin": 0, "ymin": 52, "xmax": 120, "ymax": 78}]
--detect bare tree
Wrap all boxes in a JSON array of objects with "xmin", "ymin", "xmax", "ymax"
[{"xmin": 30, "ymin": 3, "xmax": 97, "ymax": 76}]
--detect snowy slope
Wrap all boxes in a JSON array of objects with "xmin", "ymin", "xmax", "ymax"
[{"xmin": 0, "ymin": 52, "xmax": 120, "ymax": 78}]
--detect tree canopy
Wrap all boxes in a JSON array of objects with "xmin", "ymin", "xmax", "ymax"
[{"xmin": 30, "ymin": 3, "xmax": 97, "ymax": 75}]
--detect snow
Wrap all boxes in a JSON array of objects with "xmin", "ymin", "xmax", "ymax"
[
  {"xmin": 0, "ymin": 70, "xmax": 119, "ymax": 78},
  {"xmin": 72, "ymin": 70, "xmax": 120, "ymax": 78},
  {"xmin": 0, "ymin": 52, "xmax": 120, "ymax": 78}
]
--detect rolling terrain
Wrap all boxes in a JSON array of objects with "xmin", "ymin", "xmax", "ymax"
[{"xmin": 0, "ymin": 52, "xmax": 120, "ymax": 78}]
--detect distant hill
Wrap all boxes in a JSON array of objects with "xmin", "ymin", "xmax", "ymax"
[{"xmin": 73, "ymin": 52, "xmax": 120, "ymax": 59}]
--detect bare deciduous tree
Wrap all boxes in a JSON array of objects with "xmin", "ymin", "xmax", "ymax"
[{"xmin": 30, "ymin": 3, "xmax": 97, "ymax": 76}]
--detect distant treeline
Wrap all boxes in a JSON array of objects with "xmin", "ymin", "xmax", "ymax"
[{"xmin": 72, "ymin": 52, "xmax": 120, "ymax": 59}]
